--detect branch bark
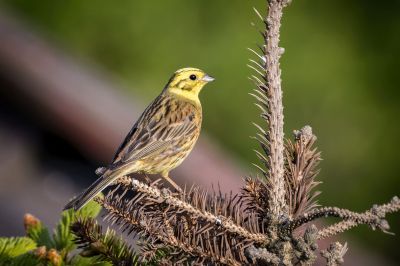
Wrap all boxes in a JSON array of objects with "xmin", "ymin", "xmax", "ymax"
[
  {"xmin": 115, "ymin": 176, "xmax": 269, "ymax": 244},
  {"xmin": 315, "ymin": 196, "xmax": 400, "ymax": 239},
  {"xmin": 282, "ymin": 196, "xmax": 400, "ymax": 239},
  {"xmin": 262, "ymin": 0, "xmax": 291, "ymax": 226}
]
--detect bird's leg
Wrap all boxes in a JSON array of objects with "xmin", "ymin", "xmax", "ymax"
[
  {"xmin": 161, "ymin": 171, "xmax": 182, "ymax": 193},
  {"xmin": 143, "ymin": 172, "xmax": 152, "ymax": 184}
]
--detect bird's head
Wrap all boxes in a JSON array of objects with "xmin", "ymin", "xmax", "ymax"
[{"xmin": 165, "ymin": 67, "xmax": 214, "ymax": 103}]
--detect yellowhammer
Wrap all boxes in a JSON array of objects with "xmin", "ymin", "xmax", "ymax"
[{"xmin": 64, "ymin": 67, "xmax": 214, "ymax": 210}]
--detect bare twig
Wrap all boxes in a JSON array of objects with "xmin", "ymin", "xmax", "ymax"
[
  {"xmin": 260, "ymin": 0, "xmax": 291, "ymax": 223},
  {"xmin": 289, "ymin": 196, "xmax": 400, "ymax": 235},
  {"xmin": 317, "ymin": 220, "xmax": 358, "ymax": 240},
  {"xmin": 315, "ymin": 196, "xmax": 400, "ymax": 239},
  {"xmin": 249, "ymin": 0, "xmax": 292, "ymax": 243}
]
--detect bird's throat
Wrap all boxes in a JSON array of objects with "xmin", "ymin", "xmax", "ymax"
[{"xmin": 167, "ymin": 87, "xmax": 201, "ymax": 105}]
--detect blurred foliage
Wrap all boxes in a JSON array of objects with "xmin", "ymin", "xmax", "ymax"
[
  {"xmin": 0, "ymin": 237, "xmax": 37, "ymax": 261},
  {"xmin": 2, "ymin": 0, "xmax": 400, "ymax": 262},
  {"xmin": 0, "ymin": 195, "xmax": 137, "ymax": 265}
]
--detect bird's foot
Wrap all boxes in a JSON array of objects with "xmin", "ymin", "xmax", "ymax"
[
  {"xmin": 174, "ymin": 186, "xmax": 183, "ymax": 195},
  {"xmin": 161, "ymin": 173, "xmax": 183, "ymax": 196},
  {"xmin": 143, "ymin": 173, "xmax": 152, "ymax": 185}
]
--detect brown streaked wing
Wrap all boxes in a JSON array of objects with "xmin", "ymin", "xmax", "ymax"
[
  {"xmin": 110, "ymin": 94, "xmax": 164, "ymax": 163},
  {"xmin": 110, "ymin": 95, "xmax": 200, "ymax": 166}
]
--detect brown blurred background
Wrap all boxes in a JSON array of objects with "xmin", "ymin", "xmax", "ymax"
[{"xmin": 0, "ymin": 1, "xmax": 399, "ymax": 265}]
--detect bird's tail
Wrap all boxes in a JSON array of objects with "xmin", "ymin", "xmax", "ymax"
[{"xmin": 64, "ymin": 167, "xmax": 124, "ymax": 211}]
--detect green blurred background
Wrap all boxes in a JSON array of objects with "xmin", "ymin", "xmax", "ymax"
[{"xmin": 1, "ymin": 0, "xmax": 399, "ymax": 262}]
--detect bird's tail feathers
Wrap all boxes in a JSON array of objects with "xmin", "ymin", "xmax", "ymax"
[{"xmin": 64, "ymin": 168, "xmax": 123, "ymax": 211}]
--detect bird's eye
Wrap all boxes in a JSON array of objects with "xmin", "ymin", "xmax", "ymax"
[{"xmin": 189, "ymin": 74, "xmax": 197, "ymax": 81}]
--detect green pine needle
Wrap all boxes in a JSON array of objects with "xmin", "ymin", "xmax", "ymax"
[
  {"xmin": 0, "ymin": 237, "xmax": 37, "ymax": 265},
  {"xmin": 53, "ymin": 194, "xmax": 103, "ymax": 254},
  {"xmin": 71, "ymin": 217, "xmax": 139, "ymax": 266}
]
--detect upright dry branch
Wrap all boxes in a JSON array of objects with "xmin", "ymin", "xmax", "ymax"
[
  {"xmin": 262, "ymin": 0, "xmax": 291, "ymax": 220},
  {"xmin": 251, "ymin": 0, "xmax": 291, "ymax": 226}
]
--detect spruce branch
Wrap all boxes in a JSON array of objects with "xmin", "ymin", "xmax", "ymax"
[
  {"xmin": 241, "ymin": 176, "xmax": 270, "ymax": 219},
  {"xmin": 115, "ymin": 176, "xmax": 268, "ymax": 244},
  {"xmin": 288, "ymin": 196, "xmax": 400, "ymax": 234},
  {"xmin": 314, "ymin": 196, "xmax": 400, "ymax": 240},
  {"xmin": 95, "ymin": 177, "xmax": 267, "ymax": 265},
  {"xmin": 261, "ymin": 0, "xmax": 292, "ymax": 220},
  {"xmin": 0, "ymin": 237, "xmax": 37, "ymax": 259},
  {"xmin": 97, "ymin": 191, "xmax": 242, "ymax": 265},
  {"xmin": 71, "ymin": 217, "xmax": 138, "ymax": 265},
  {"xmin": 250, "ymin": 0, "xmax": 292, "ymax": 227},
  {"xmin": 24, "ymin": 214, "xmax": 54, "ymax": 248},
  {"xmin": 284, "ymin": 126, "xmax": 322, "ymax": 219},
  {"xmin": 316, "ymin": 220, "xmax": 358, "ymax": 241}
]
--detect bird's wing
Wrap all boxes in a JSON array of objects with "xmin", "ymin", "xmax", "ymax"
[
  {"xmin": 110, "ymin": 98, "xmax": 155, "ymax": 163},
  {"xmin": 111, "ymin": 95, "xmax": 198, "ymax": 166}
]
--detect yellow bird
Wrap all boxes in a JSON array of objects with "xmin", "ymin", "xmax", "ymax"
[{"xmin": 64, "ymin": 67, "xmax": 214, "ymax": 211}]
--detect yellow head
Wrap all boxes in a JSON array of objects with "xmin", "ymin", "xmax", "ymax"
[{"xmin": 165, "ymin": 67, "xmax": 214, "ymax": 104}]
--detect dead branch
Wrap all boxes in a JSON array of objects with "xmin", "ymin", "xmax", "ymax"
[
  {"xmin": 250, "ymin": 0, "xmax": 292, "ymax": 226},
  {"xmin": 284, "ymin": 126, "xmax": 322, "ymax": 219},
  {"xmin": 288, "ymin": 196, "xmax": 400, "ymax": 235},
  {"xmin": 116, "ymin": 177, "xmax": 268, "ymax": 244}
]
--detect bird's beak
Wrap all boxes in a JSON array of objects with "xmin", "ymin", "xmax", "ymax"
[{"xmin": 202, "ymin": 74, "xmax": 215, "ymax": 82}]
